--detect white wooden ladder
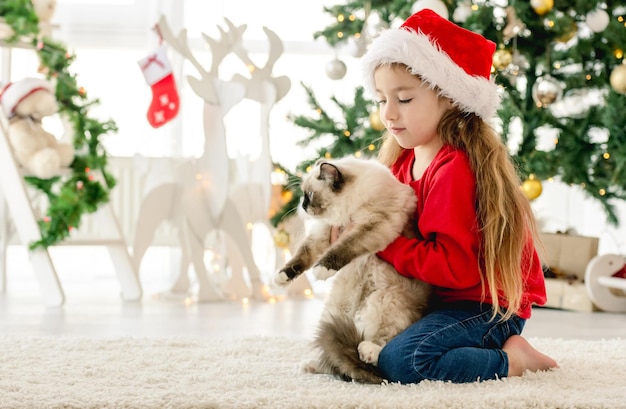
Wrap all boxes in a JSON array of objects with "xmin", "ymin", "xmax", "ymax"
[{"xmin": 0, "ymin": 113, "xmax": 142, "ymax": 306}]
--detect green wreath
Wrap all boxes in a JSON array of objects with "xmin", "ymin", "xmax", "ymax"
[{"xmin": 1, "ymin": 0, "xmax": 117, "ymax": 249}]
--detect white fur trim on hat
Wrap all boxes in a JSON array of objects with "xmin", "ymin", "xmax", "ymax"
[
  {"xmin": 0, "ymin": 78, "xmax": 54, "ymax": 117},
  {"xmin": 361, "ymin": 18, "xmax": 500, "ymax": 120}
]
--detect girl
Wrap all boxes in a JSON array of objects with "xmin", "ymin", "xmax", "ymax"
[{"xmin": 360, "ymin": 9, "xmax": 558, "ymax": 383}]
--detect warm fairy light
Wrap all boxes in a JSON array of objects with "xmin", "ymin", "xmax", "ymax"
[
  {"xmin": 586, "ymin": 74, "xmax": 592, "ymax": 81},
  {"xmin": 337, "ymin": 32, "xmax": 344, "ymax": 38},
  {"xmin": 316, "ymin": 108, "xmax": 322, "ymax": 114},
  {"xmin": 247, "ymin": 64, "xmax": 255, "ymax": 73},
  {"xmin": 343, "ymin": 130, "xmax": 351, "ymax": 137},
  {"xmin": 603, "ymin": 152, "xmax": 611, "ymax": 159},
  {"xmin": 78, "ymin": 87, "xmax": 86, "ymax": 96},
  {"xmin": 546, "ymin": 20, "xmax": 555, "ymax": 28},
  {"xmin": 337, "ymin": 14, "xmax": 344, "ymax": 22},
  {"xmin": 242, "ymin": 297, "xmax": 249, "ymax": 305},
  {"xmin": 548, "ymin": 177, "xmax": 555, "ymax": 183},
  {"xmin": 599, "ymin": 189, "xmax": 606, "ymax": 196},
  {"xmin": 471, "ymin": 4, "xmax": 479, "ymax": 10},
  {"xmin": 324, "ymin": 152, "xmax": 331, "ymax": 158},
  {"xmin": 354, "ymin": 151, "xmax": 362, "ymax": 157},
  {"xmin": 349, "ymin": 14, "xmax": 356, "ymax": 21},
  {"xmin": 615, "ymin": 48, "xmax": 624, "ymax": 59},
  {"xmin": 184, "ymin": 297, "xmax": 193, "ymax": 306},
  {"xmin": 268, "ymin": 297, "xmax": 277, "ymax": 304},
  {"xmin": 246, "ymin": 222, "xmax": 253, "ymax": 231},
  {"xmin": 554, "ymin": 62, "xmax": 561, "ymax": 69},
  {"xmin": 304, "ymin": 289, "xmax": 313, "ymax": 297},
  {"xmin": 354, "ymin": 33, "xmax": 361, "ymax": 39},
  {"xmin": 619, "ymin": 16, "xmax": 624, "ymax": 23},
  {"xmin": 305, "ymin": 166, "xmax": 311, "ymax": 173},
  {"xmin": 368, "ymin": 144, "xmax": 376, "ymax": 151}
]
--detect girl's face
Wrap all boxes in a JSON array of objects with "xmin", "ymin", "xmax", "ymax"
[{"xmin": 373, "ymin": 65, "xmax": 451, "ymax": 150}]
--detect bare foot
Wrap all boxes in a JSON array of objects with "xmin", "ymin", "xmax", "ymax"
[{"xmin": 503, "ymin": 335, "xmax": 558, "ymax": 377}]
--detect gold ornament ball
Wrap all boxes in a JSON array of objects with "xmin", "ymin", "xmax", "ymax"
[
  {"xmin": 521, "ymin": 178, "xmax": 543, "ymax": 200},
  {"xmin": 530, "ymin": 0, "xmax": 554, "ymax": 15},
  {"xmin": 610, "ymin": 64, "xmax": 626, "ymax": 95},
  {"xmin": 369, "ymin": 109, "xmax": 385, "ymax": 131},
  {"xmin": 555, "ymin": 21, "xmax": 577, "ymax": 43},
  {"xmin": 492, "ymin": 49, "xmax": 513, "ymax": 71},
  {"xmin": 273, "ymin": 229, "xmax": 291, "ymax": 249}
]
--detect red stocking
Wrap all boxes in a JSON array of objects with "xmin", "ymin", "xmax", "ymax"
[{"xmin": 138, "ymin": 45, "xmax": 180, "ymax": 128}]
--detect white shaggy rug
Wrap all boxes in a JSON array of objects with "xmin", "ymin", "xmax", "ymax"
[{"xmin": 1, "ymin": 336, "xmax": 624, "ymax": 409}]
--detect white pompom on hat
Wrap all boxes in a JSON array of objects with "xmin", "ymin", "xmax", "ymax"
[
  {"xmin": 0, "ymin": 77, "xmax": 54, "ymax": 117},
  {"xmin": 361, "ymin": 8, "xmax": 500, "ymax": 120}
]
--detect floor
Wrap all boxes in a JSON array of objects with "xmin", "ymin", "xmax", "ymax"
[{"xmin": 1, "ymin": 246, "xmax": 626, "ymax": 341}]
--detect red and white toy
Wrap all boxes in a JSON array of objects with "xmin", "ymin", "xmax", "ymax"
[
  {"xmin": 585, "ymin": 254, "xmax": 626, "ymax": 312},
  {"xmin": 0, "ymin": 77, "xmax": 74, "ymax": 179}
]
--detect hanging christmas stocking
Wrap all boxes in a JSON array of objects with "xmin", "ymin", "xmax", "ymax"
[{"xmin": 138, "ymin": 45, "xmax": 180, "ymax": 128}]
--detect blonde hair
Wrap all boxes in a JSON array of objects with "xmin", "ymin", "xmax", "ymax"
[{"xmin": 378, "ymin": 106, "xmax": 542, "ymax": 321}]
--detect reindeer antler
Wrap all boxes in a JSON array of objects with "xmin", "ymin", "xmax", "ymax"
[
  {"xmin": 223, "ymin": 19, "xmax": 291, "ymax": 103},
  {"xmin": 156, "ymin": 15, "xmax": 234, "ymax": 104}
]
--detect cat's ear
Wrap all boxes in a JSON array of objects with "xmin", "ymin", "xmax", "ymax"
[{"xmin": 319, "ymin": 162, "xmax": 343, "ymax": 190}]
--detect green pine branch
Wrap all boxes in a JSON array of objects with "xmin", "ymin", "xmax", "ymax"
[{"xmin": 2, "ymin": 1, "xmax": 117, "ymax": 249}]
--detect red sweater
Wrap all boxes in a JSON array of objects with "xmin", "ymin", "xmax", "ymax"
[{"xmin": 378, "ymin": 145, "xmax": 546, "ymax": 319}]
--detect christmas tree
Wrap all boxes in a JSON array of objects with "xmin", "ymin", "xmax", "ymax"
[{"xmin": 272, "ymin": 0, "xmax": 626, "ymax": 227}]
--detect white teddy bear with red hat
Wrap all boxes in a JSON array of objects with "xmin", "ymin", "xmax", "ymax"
[{"xmin": 0, "ymin": 77, "xmax": 74, "ymax": 179}]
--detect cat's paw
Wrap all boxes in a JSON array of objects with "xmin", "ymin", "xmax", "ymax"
[
  {"xmin": 273, "ymin": 271, "xmax": 291, "ymax": 286},
  {"xmin": 299, "ymin": 359, "xmax": 321, "ymax": 374},
  {"xmin": 274, "ymin": 264, "xmax": 303, "ymax": 286},
  {"xmin": 312, "ymin": 264, "xmax": 337, "ymax": 281},
  {"xmin": 358, "ymin": 341, "xmax": 383, "ymax": 365}
]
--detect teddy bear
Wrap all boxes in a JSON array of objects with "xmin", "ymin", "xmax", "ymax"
[
  {"xmin": 0, "ymin": 77, "xmax": 74, "ymax": 179},
  {"xmin": 31, "ymin": 0, "xmax": 57, "ymax": 23}
]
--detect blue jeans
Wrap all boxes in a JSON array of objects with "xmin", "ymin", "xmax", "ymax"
[{"xmin": 378, "ymin": 301, "xmax": 526, "ymax": 384}]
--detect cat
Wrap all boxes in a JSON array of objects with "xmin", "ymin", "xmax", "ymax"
[{"xmin": 274, "ymin": 156, "xmax": 431, "ymax": 384}]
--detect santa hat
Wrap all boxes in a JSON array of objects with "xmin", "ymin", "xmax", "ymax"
[
  {"xmin": 0, "ymin": 78, "xmax": 54, "ymax": 117},
  {"xmin": 361, "ymin": 9, "xmax": 499, "ymax": 120}
]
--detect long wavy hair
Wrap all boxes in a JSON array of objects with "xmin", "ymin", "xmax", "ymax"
[{"xmin": 378, "ymin": 101, "xmax": 542, "ymax": 321}]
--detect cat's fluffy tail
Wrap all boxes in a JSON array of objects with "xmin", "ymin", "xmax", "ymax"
[{"xmin": 313, "ymin": 314, "xmax": 385, "ymax": 384}]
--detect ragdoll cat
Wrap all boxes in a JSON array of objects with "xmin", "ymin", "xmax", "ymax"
[{"xmin": 274, "ymin": 156, "xmax": 431, "ymax": 384}]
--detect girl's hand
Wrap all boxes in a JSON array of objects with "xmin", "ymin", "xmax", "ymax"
[{"xmin": 330, "ymin": 225, "xmax": 344, "ymax": 244}]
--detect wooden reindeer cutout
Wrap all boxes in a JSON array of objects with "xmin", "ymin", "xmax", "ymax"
[{"xmin": 133, "ymin": 16, "xmax": 270, "ymax": 302}]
